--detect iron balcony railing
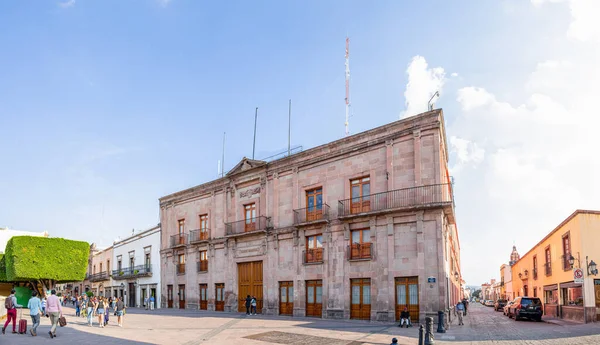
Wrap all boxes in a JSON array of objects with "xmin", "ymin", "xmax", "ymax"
[
  {"xmin": 88, "ymin": 272, "xmax": 110, "ymax": 282},
  {"xmin": 176, "ymin": 264, "xmax": 186, "ymax": 275},
  {"xmin": 197, "ymin": 260, "xmax": 208, "ymax": 272},
  {"xmin": 112, "ymin": 265, "xmax": 153, "ymax": 279},
  {"xmin": 347, "ymin": 243, "xmax": 373, "ymax": 260},
  {"xmin": 303, "ymin": 248, "xmax": 324, "ymax": 264},
  {"xmin": 294, "ymin": 204, "xmax": 330, "ymax": 225},
  {"xmin": 338, "ymin": 183, "xmax": 453, "ymax": 217},
  {"xmin": 545, "ymin": 262, "xmax": 552, "ymax": 276},
  {"xmin": 225, "ymin": 216, "xmax": 270, "ymax": 236},
  {"xmin": 189, "ymin": 229, "xmax": 210, "ymax": 243},
  {"xmin": 170, "ymin": 233, "xmax": 188, "ymax": 248},
  {"xmin": 561, "ymin": 255, "xmax": 572, "ymax": 271}
]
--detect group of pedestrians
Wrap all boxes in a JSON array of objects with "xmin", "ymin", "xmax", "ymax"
[
  {"xmin": 79, "ymin": 295, "xmax": 127, "ymax": 328},
  {"xmin": 2, "ymin": 289, "xmax": 63, "ymax": 338},
  {"xmin": 455, "ymin": 298, "xmax": 469, "ymax": 326},
  {"xmin": 244, "ymin": 295, "xmax": 258, "ymax": 315}
]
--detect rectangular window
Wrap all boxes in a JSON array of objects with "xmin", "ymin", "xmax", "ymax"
[
  {"xmin": 350, "ymin": 176, "xmax": 371, "ymax": 214},
  {"xmin": 178, "ymin": 254, "xmax": 186, "ymax": 275},
  {"xmin": 545, "ymin": 247, "xmax": 552, "ymax": 276},
  {"xmin": 99, "ymin": 263, "xmax": 103, "ymax": 273},
  {"xmin": 533, "ymin": 256, "xmax": 538, "ymax": 280},
  {"xmin": 244, "ymin": 203, "xmax": 257, "ymax": 232},
  {"xmin": 117, "ymin": 260, "xmax": 122, "ymax": 271},
  {"xmin": 199, "ymin": 250, "xmax": 208, "ymax": 272},
  {"xmin": 562, "ymin": 233, "xmax": 571, "ymax": 270},
  {"xmin": 306, "ymin": 188, "xmax": 324, "ymax": 221},
  {"xmin": 178, "ymin": 219, "xmax": 185, "ymax": 235},
  {"xmin": 145, "ymin": 253, "xmax": 151, "ymax": 267},
  {"xmin": 107, "ymin": 260, "xmax": 110, "ymax": 272},
  {"xmin": 350, "ymin": 229, "xmax": 372, "ymax": 260},
  {"xmin": 200, "ymin": 214, "xmax": 208, "ymax": 231},
  {"xmin": 93, "ymin": 265, "xmax": 96, "ymax": 274},
  {"xmin": 129, "ymin": 257, "xmax": 134, "ymax": 268},
  {"xmin": 305, "ymin": 235, "xmax": 323, "ymax": 263}
]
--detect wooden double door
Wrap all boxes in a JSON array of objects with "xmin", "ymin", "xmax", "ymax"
[
  {"xmin": 306, "ymin": 280, "xmax": 322, "ymax": 317},
  {"xmin": 351, "ymin": 278, "xmax": 371, "ymax": 320},
  {"xmin": 279, "ymin": 281, "xmax": 293, "ymax": 315},
  {"xmin": 215, "ymin": 283, "xmax": 225, "ymax": 311},
  {"xmin": 199, "ymin": 284, "xmax": 208, "ymax": 310},
  {"xmin": 395, "ymin": 277, "xmax": 419, "ymax": 322},
  {"xmin": 238, "ymin": 261, "xmax": 263, "ymax": 313}
]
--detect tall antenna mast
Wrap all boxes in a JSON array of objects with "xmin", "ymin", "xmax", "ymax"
[
  {"xmin": 345, "ymin": 37, "xmax": 350, "ymax": 136},
  {"xmin": 221, "ymin": 132, "xmax": 226, "ymax": 177}
]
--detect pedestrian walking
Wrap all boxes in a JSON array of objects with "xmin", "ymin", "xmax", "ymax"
[
  {"xmin": 41, "ymin": 297, "xmax": 47, "ymax": 315},
  {"xmin": 456, "ymin": 301, "xmax": 465, "ymax": 326},
  {"xmin": 96, "ymin": 297, "xmax": 106, "ymax": 328},
  {"xmin": 116, "ymin": 297, "xmax": 126, "ymax": 327},
  {"xmin": 87, "ymin": 297, "xmax": 96, "ymax": 326},
  {"xmin": 75, "ymin": 297, "xmax": 81, "ymax": 317},
  {"xmin": 149, "ymin": 295, "xmax": 155, "ymax": 311},
  {"xmin": 462, "ymin": 298, "xmax": 469, "ymax": 316},
  {"xmin": 144, "ymin": 296, "xmax": 148, "ymax": 310},
  {"xmin": 27, "ymin": 290, "xmax": 43, "ymax": 336},
  {"xmin": 2, "ymin": 288, "xmax": 22, "ymax": 334},
  {"xmin": 251, "ymin": 296, "xmax": 257, "ymax": 315},
  {"xmin": 46, "ymin": 289, "xmax": 63, "ymax": 338}
]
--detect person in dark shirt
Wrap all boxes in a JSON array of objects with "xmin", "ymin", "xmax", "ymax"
[{"xmin": 398, "ymin": 307, "xmax": 411, "ymax": 327}]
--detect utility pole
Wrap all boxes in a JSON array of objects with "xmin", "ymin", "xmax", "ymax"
[
  {"xmin": 221, "ymin": 132, "xmax": 225, "ymax": 177},
  {"xmin": 288, "ymin": 99, "xmax": 292, "ymax": 156},
  {"xmin": 252, "ymin": 107, "xmax": 258, "ymax": 160},
  {"xmin": 345, "ymin": 37, "xmax": 350, "ymax": 136}
]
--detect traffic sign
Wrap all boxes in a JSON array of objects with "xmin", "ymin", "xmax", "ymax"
[{"xmin": 574, "ymin": 268, "xmax": 584, "ymax": 283}]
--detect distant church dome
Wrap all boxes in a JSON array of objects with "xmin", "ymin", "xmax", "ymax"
[{"xmin": 509, "ymin": 245, "xmax": 520, "ymax": 266}]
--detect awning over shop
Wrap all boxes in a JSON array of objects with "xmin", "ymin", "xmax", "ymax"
[
  {"xmin": 543, "ymin": 284, "xmax": 558, "ymax": 291},
  {"xmin": 559, "ymin": 281, "xmax": 582, "ymax": 289}
]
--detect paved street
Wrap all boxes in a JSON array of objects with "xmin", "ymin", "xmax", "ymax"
[{"xmin": 1, "ymin": 303, "xmax": 600, "ymax": 344}]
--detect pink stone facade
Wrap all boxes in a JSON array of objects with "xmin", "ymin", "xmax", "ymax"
[{"xmin": 159, "ymin": 109, "xmax": 460, "ymax": 322}]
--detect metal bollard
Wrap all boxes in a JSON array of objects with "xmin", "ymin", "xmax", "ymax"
[
  {"xmin": 425, "ymin": 316, "xmax": 435, "ymax": 345},
  {"xmin": 418, "ymin": 324, "xmax": 424, "ymax": 345},
  {"xmin": 436, "ymin": 310, "xmax": 446, "ymax": 333}
]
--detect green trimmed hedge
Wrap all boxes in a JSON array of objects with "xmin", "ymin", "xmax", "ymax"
[
  {"xmin": 4, "ymin": 237, "xmax": 89, "ymax": 282},
  {"xmin": 0, "ymin": 254, "xmax": 6, "ymax": 281}
]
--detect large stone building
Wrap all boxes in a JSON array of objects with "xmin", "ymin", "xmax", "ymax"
[{"xmin": 159, "ymin": 109, "xmax": 460, "ymax": 322}]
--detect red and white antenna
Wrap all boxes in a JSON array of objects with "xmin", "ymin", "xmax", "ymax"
[{"xmin": 345, "ymin": 37, "xmax": 350, "ymax": 136}]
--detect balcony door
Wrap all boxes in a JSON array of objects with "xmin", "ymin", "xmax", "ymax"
[
  {"xmin": 199, "ymin": 284, "xmax": 208, "ymax": 310},
  {"xmin": 200, "ymin": 214, "xmax": 209, "ymax": 240},
  {"xmin": 279, "ymin": 281, "xmax": 293, "ymax": 315},
  {"xmin": 244, "ymin": 204, "xmax": 256, "ymax": 232},
  {"xmin": 306, "ymin": 188, "xmax": 323, "ymax": 221},
  {"xmin": 306, "ymin": 280, "xmax": 322, "ymax": 318},
  {"xmin": 178, "ymin": 219, "xmax": 185, "ymax": 244},
  {"xmin": 178, "ymin": 284, "xmax": 185, "ymax": 309},
  {"xmin": 350, "ymin": 176, "xmax": 370, "ymax": 214},
  {"xmin": 350, "ymin": 278, "xmax": 371, "ymax": 320}
]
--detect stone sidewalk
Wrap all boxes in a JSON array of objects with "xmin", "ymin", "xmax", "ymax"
[{"xmin": 1, "ymin": 304, "xmax": 599, "ymax": 344}]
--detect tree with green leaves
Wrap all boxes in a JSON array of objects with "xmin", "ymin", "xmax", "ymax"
[{"xmin": 0, "ymin": 236, "xmax": 89, "ymax": 296}]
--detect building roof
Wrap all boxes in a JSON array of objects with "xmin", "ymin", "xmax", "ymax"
[
  {"xmin": 514, "ymin": 209, "xmax": 600, "ymax": 264},
  {"xmin": 113, "ymin": 224, "xmax": 161, "ymax": 247}
]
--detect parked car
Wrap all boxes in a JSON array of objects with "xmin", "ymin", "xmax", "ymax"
[
  {"xmin": 507, "ymin": 297, "xmax": 543, "ymax": 321},
  {"xmin": 503, "ymin": 300, "xmax": 515, "ymax": 316},
  {"xmin": 494, "ymin": 299, "xmax": 507, "ymax": 311}
]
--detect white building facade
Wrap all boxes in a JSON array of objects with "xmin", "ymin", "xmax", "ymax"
[
  {"xmin": 0, "ymin": 227, "xmax": 48, "ymax": 253},
  {"xmin": 112, "ymin": 225, "xmax": 161, "ymax": 309}
]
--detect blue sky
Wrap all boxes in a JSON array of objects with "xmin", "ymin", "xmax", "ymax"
[{"xmin": 1, "ymin": 0, "xmax": 597, "ymax": 285}]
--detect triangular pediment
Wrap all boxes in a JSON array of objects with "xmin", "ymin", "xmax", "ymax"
[{"xmin": 226, "ymin": 157, "xmax": 266, "ymax": 176}]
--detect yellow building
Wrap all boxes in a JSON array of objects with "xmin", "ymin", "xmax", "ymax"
[{"xmin": 511, "ymin": 210, "xmax": 600, "ymax": 323}]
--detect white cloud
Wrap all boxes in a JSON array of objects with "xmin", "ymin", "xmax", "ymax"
[
  {"xmin": 532, "ymin": 0, "xmax": 600, "ymax": 42},
  {"xmin": 157, "ymin": 0, "xmax": 172, "ymax": 7},
  {"xmin": 449, "ymin": 137, "xmax": 485, "ymax": 173},
  {"xmin": 58, "ymin": 0, "xmax": 75, "ymax": 8},
  {"xmin": 451, "ymin": 72, "xmax": 459, "ymax": 77},
  {"xmin": 401, "ymin": 56, "xmax": 445, "ymax": 118}
]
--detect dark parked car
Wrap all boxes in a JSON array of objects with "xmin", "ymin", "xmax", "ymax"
[
  {"xmin": 508, "ymin": 297, "xmax": 543, "ymax": 321},
  {"xmin": 494, "ymin": 299, "xmax": 507, "ymax": 311}
]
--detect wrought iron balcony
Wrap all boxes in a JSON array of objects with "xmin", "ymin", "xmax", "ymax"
[
  {"xmin": 545, "ymin": 262, "xmax": 552, "ymax": 276},
  {"xmin": 347, "ymin": 243, "xmax": 373, "ymax": 261},
  {"xmin": 338, "ymin": 184, "xmax": 453, "ymax": 218},
  {"xmin": 303, "ymin": 248, "xmax": 324, "ymax": 264},
  {"xmin": 170, "ymin": 233, "xmax": 188, "ymax": 248},
  {"xmin": 294, "ymin": 204, "xmax": 330, "ymax": 225},
  {"xmin": 189, "ymin": 229, "xmax": 210, "ymax": 243},
  {"xmin": 112, "ymin": 265, "xmax": 153, "ymax": 280},
  {"xmin": 197, "ymin": 260, "xmax": 208, "ymax": 272},
  {"xmin": 176, "ymin": 263, "xmax": 186, "ymax": 275},
  {"xmin": 88, "ymin": 272, "xmax": 110, "ymax": 282},
  {"xmin": 225, "ymin": 216, "xmax": 271, "ymax": 236}
]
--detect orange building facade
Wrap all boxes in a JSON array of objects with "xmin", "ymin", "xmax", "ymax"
[{"xmin": 511, "ymin": 210, "xmax": 600, "ymax": 323}]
